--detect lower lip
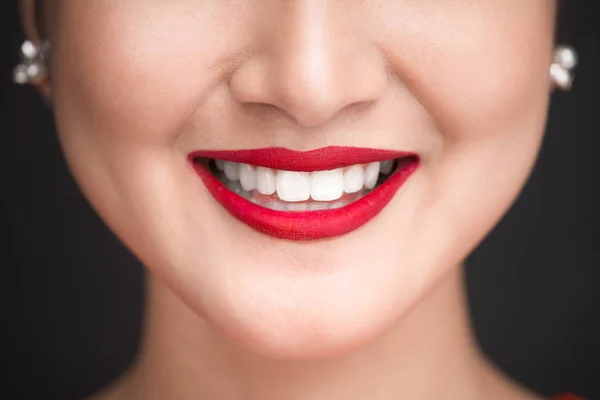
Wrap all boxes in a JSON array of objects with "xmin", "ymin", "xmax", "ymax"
[{"xmin": 191, "ymin": 160, "xmax": 419, "ymax": 241}]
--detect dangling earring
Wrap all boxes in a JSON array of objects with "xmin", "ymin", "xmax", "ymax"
[
  {"xmin": 550, "ymin": 45, "xmax": 578, "ymax": 91},
  {"xmin": 13, "ymin": 40, "xmax": 50, "ymax": 85}
]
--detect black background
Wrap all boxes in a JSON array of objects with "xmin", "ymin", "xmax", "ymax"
[{"xmin": 1, "ymin": 2, "xmax": 599, "ymax": 399}]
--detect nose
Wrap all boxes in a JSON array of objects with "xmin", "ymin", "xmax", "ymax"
[{"xmin": 229, "ymin": 1, "xmax": 388, "ymax": 128}]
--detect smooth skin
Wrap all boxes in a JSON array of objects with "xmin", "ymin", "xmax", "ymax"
[{"xmin": 22, "ymin": 1, "xmax": 557, "ymax": 399}]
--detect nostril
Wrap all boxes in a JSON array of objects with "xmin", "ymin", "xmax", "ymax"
[{"xmin": 277, "ymin": 93, "xmax": 358, "ymax": 128}]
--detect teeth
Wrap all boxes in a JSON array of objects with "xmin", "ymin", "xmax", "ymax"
[
  {"xmin": 287, "ymin": 202, "xmax": 308, "ymax": 211},
  {"xmin": 380, "ymin": 160, "xmax": 394, "ymax": 175},
  {"xmin": 310, "ymin": 169, "xmax": 344, "ymax": 201},
  {"xmin": 343, "ymin": 165, "xmax": 364, "ymax": 194},
  {"xmin": 259, "ymin": 199, "xmax": 354, "ymax": 211},
  {"xmin": 364, "ymin": 162, "xmax": 381, "ymax": 189},
  {"xmin": 306, "ymin": 202, "xmax": 330, "ymax": 211},
  {"xmin": 223, "ymin": 161, "xmax": 240, "ymax": 181},
  {"xmin": 256, "ymin": 167, "xmax": 277, "ymax": 195},
  {"xmin": 277, "ymin": 171, "xmax": 311, "ymax": 202},
  {"xmin": 213, "ymin": 158, "xmax": 398, "ymax": 204},
  {"xmin": 328, "ymin": 200, "xmax": 347, "ymax": 210},
  {"xmin": 265, "ymin": 200, "xmax": 287, "ymax": 211},
  {"xmin": 239, "ymin": 164, "xmax": 257, "ymax": 191}
]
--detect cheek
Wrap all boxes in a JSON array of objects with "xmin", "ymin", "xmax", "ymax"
[
  {"xmin": 374, "ymin": 2, "xmax": 556, "ymax": 260},
  {"xmin": 51, "ymin": 1, "xmax": 250, "ymax": 148},
  {"xmin": 47, "ymin": 2, "xmax": 251, "ymax": 270},
  {"xmin": 377, "ymin": 1, "xmax": 555, "ymax": 138}
]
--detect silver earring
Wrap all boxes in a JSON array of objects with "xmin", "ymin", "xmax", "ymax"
[
  {"xmin": 13, "ymin": 40, "xmax": 50, "ymax": 85},
  {"xmin": 550, "ymin": 45, "xmax": 578, "ymax": 91}
]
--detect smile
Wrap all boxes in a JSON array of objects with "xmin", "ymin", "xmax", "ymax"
[{"xmin": 189, "ymin": 147, "xmax": 419, "ymax": 240}]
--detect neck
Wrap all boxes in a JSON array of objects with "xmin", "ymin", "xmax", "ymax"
[{"xmin": 114, "ymin": 267, "xmax": 515, "ymax": 400}]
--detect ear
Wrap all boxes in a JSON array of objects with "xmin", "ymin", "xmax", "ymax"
[{"xmin": 19, "ymin": 0, "xmax": 52, "ymax": 98}]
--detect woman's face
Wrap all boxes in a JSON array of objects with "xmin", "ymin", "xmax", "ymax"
[{"xmin": 43, "ymin": 0, "xmax": 556, "ymax": 358}]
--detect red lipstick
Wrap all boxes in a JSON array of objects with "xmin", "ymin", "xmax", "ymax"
[{"xmin": 189, "ymin": 147, "xmax": 419, "ymax": 241}]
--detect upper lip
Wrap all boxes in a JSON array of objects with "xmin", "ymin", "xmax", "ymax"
[{"xmin": 188, "ymin": 146, "xmax": 417, "ymax": 172}]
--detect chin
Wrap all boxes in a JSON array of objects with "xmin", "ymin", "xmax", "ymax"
[
  {"xmin": 155, "ymin": 199, "xmax": 453, "ymax": 361},
  {"xmin": 188, "ymin": 256, "xmax": 415, "ymax": 361}
]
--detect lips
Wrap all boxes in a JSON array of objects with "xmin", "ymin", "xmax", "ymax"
[{"xmin": 189, "ymin": 147, "xmax": 419, "ymax": 241}]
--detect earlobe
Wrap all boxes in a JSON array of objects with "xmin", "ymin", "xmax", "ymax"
[{"xmin": 17, "ymin": 0, "xmax": 52, "ymax": 99}]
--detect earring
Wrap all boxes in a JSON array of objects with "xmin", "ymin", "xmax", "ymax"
[
  {"xmin": 550, "ymin": 45, "xmax": 578, "ymax": 91},
  {"xmin": 13, "ymin": 40, "xmax": 50, "ymax": 85}
]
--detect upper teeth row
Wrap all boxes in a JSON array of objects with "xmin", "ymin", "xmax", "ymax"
[{"xmin": 215, "ymin": 160, "xmax": 395, "ymax": 202}]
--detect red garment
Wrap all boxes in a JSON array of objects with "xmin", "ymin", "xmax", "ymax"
[{"xmin": 554, "ymin": 395, "xmax": 585, "ymax": 400}]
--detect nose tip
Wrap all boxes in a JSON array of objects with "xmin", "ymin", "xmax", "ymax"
[{"xmin": 229, "ymin": 5, "xmax": 388, "ymax": 128}]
